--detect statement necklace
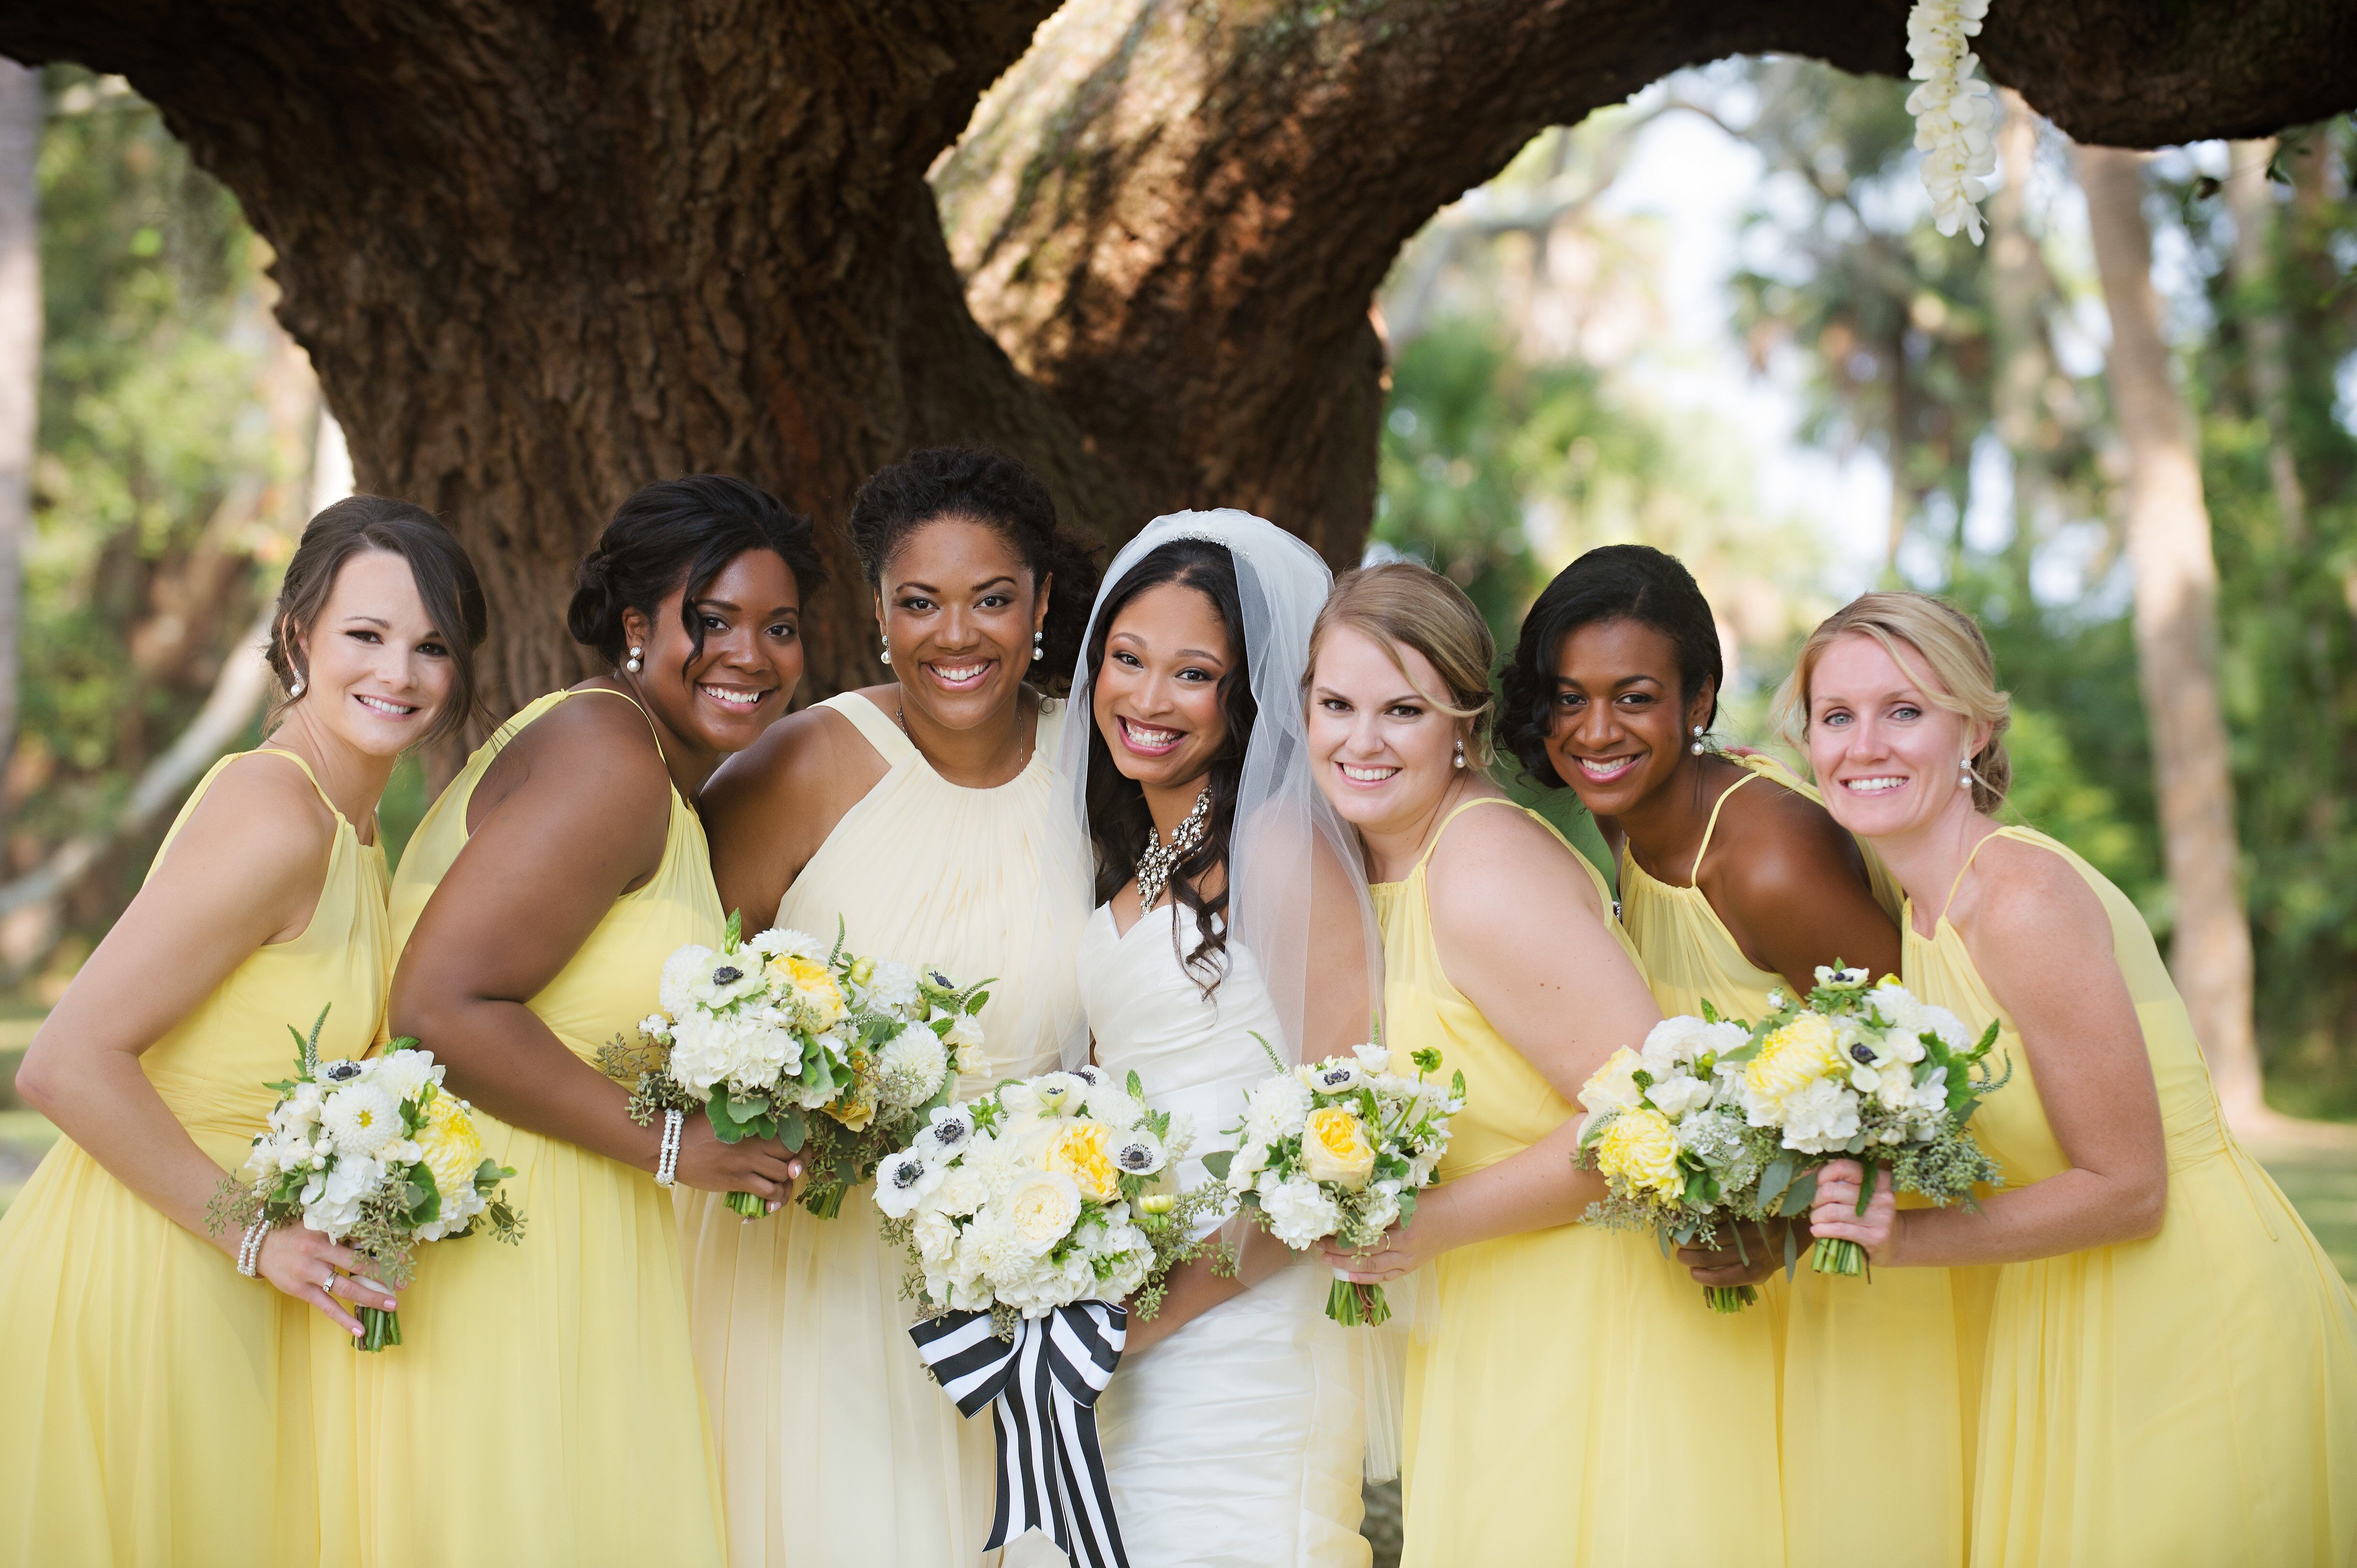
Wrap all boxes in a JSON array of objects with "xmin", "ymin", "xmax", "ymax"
[{"xmin": 1136, "ymin": 785, "xmax": 1213, "ymax": 913}]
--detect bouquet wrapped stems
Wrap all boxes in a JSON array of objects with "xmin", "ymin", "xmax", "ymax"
[{"xmin": 1809, "ymin": 1156, "xmax": 1878, "ymax": 1276}]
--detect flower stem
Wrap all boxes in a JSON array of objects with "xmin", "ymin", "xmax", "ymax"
[
  {"xmin": 724, "ymin": 1189, "xmax": 767, "ymax": 1220},
  {"xmin": 1702, "ymin": 1284, "xmax": 1758, "ymax": 1314},
  {"xmin": 355, "ymin": 1305, "xmax": 401, "ymax": 1352},
  {"xmin": 801, "ymin": 1182, "xmax": 847, "ymax": 1221},
  {"xmin": 1325, "ymin": 1274, "xmax": 1391, "ymax": 1327},
  {"xmin": 1812, "ymin": 1236, "xmax": 1867, "ymax": 1276}
]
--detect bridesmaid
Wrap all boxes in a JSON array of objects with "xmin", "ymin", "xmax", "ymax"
[
  {"xmin": 1498, "ymin": 546, "xmax": 1983, "ymax": 1568},
  {"xmin": 1795, "ymin": 592, "xmax": 2357, "ymax": 1568},
  {"xmin": 1307, "ymin": 562, "xmax": 1784, "ymax": 1567},
  {"xmin": 369, "ymin": 476, "xmax": 817, "ymax": 1568},
  {"xmin": 0, "ymin": 497, "xmax": 483, "ymax": 1567},
  {"xmin": 683, "ymin": 446, "xmax": 1100, "ymax": 1568}
]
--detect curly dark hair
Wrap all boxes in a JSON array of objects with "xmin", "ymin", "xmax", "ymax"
[
  {"xmin": 845, "ymin": 447, "xmax": 1098, "ymax": 693},
  {"xmin": 1081, "ymin": 539, "xmax": 1253, "ymax": 995},
  {"xmin": 566, "ymin": 475, "xmax": 826, "ymax": 677},
  {"xmin": 1499, "ymin": 543, "xmax": 1722, "ymax": 789}
]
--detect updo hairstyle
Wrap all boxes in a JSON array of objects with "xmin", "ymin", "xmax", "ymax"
[
  {"xmin": 268, "ymin": 494, "xmax": 488, "ymax": 746},
  {"xmin": 1305, "ymin": 561, "xmax": 1497, "ymax": 767},
  {"xmin": 1499, "ymin": 544, "xmax": 1723, "ymax": 789},
  {"xmin": 567, "ymin": 475, "xmax": 825, "ymax": 676},
  {"xmin": 845, "ymin": 446, "xmax": 1099, "ymax": 692},
  {"xmin": 1776, "ymin": 590, "xmax": 2013, "ymax": 812}
]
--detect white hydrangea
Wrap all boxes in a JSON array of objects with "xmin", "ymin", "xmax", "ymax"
[
  {"xmin": 1779, "ymin": 1077, "xmax": 1862, "ymax": 1155},
  {"xmin": 747, "ymin": 926, "xmax": 824, "ymax": 962},
  {"xmin": 1243, "ymin": 1074, "xmax": 1312, "ymax": 1144},
  {"xmin": 368, "ymin": 1049, "xmax": 436, "ymax": 1106},
  {"xmin": 1260, "ymin": 1174, "xmax": 1342, "ymax": 1249},
  {"xmin": 864, "ymin": 960, "xmax": 923, "ymax": 1018}
]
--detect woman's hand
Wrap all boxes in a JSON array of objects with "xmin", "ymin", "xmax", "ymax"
[
  {"xmin": 1320, "ymin": 1199, "xmax": 1453, "ymax": 1284},
  {"xmin": 256, "ymin": 1225, "xmax": 400, "ymax": 1338},
  {"xmin": 1806, "ymin": 1159, "xmax": 1900, "ymax": 1265},
  {"xmin": 672, "ymin": 1117, "xmax": 802, "ymax": 1208},
  {"xmin": 1677, "ymin": 1217, "xmax": 1788, "ymax": 1288}
]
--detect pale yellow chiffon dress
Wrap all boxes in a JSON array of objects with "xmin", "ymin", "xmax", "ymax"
[
  {"xmin": 1381, "ymin": 796, "xmax": 1784, "ymax": 1567},
  {"xmin": 1910, "ymin": 826, "xmax": 2357, "ymax": 1568},
  {"xmin": 680, "ymin": 691, "xmax": 1092, "ymax": 1568},
  {"xmin": 1620, "ymin": 753, "xmax": 1984, "ymax": 1568},
  {"xmin": 0, "ymin": 749, "xmax": 385, "ymax": 1568},
  {"xmin": 361, "ymin": 688, "xmax": 727, "ymax": 1568}
]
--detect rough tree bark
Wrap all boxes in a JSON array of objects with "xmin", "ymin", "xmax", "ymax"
[
  {"xmin": 2077, "ymin": 144, "xmax": 2264, "ymax": 1128},
  {"xmin": 0, "ymin": 0, "xmax": 2348, "ymax": 725},
  {"xmin": 1988, "ymin": 88, "xmax": 2050, "ymax": 607},
  {"xmin": 0, "ymin": 61, "xmax": 35, "ymax": 814}
]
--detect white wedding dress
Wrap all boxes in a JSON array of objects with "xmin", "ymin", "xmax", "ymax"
[{"xmin": 1082, "ymin": 901, "xmax": 1371, "ymax": 1568}]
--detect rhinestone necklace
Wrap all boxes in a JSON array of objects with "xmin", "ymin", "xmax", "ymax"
[{"xmin": 1136, "ymin": 785, "xmax": 1213, "ymax": 913}]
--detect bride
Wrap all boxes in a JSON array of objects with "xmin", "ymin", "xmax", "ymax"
[{"xmin": 1057, "ymin": 510, "xmax": 1381, "ymax": 1567}]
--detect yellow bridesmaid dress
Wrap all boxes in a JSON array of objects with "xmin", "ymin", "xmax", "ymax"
[
  {"xmin": 361, "ymin": 689, "xmax": 727, "ymax": 1568},
  {"xmin": 0, "ymin": 748, "xmax": 386, "ymax": 1568},
  {"xmin": 1908, "ymin": 826, "xmax": 2357, "ymax": 1568},
  {"xmin": 679, "ymin": 691, "xmax": 1092, "ymax": 1568},
  {"xmin": 1620, "ymin": 754, "xmax": 1983, "ymax": 1568},
  {"xmin": 1380, "ymin": 796, "xmax": 1784, "ymax": 1568}
]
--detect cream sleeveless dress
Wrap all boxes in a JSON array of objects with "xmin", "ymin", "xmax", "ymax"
[
  {"xmin": 681, "ymin": 691, "xmax": 1093, "ymax": 1568},
  {"xmin": 1085, "ymin": 902, "xmax": 1371, "ymax": 1568},
  {"xmin": 0, "ymin": 748, "xmax": 386, "ymax": 1568},
  {"xmin": 1618, "ymin": 755, "xmax": 1982, "ymax": 1568}
]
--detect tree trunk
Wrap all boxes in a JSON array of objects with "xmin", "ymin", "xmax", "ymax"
[
  {"xmin": 2225, "ymin": 138, "xmax": 2308, "ymax": 548},
  {"xmin": 2076, "ymin": 143, "xmax": 2265, "ymax": 1127},
  {"xmin": 0, "ymin": 3, "xmax": 2346, "ymax": 728},
  {"xmin": 0, "ymin": 61, "xmax": 37, "ymax": 821},
  {"xmin": 1989, "ymin": 89, "xmax": 2049, "ymax": 607}
]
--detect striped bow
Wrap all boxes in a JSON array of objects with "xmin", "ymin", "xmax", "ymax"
[{"xmin": 909, "ymin": 1300, "xmax": 1130, "ymax": 1568}]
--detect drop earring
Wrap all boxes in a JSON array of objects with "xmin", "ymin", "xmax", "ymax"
[
  {"xmin": 1453, "ymin": 739, "xmax": 1466, "ymax": 769},
  {"xmin": 289, "ymin": 676, "xmax": 306, "ymax": 698},
  {"xmin": 879, "ymin": 635, "xmax": 891, "ymax": 667},
  {"xmin": 1032, "ymin": 629, "xmax": 1045, "ymax": 663},
  {"xmin": 625, "ymin": 646, "xmax": 643, "ymax": 674},
  {"xmin": 1958, "ymin": 757, "xmax": 1973, "ymax": 789},
  {"xmin": 1690, "ymin": 724, "xmax": 1707, "ymax": 757}
]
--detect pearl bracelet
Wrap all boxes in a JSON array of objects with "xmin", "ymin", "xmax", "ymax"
[
  {"xmin": 236, "ymin": 1217, "xmax": 275, "ymax": 1278},
  {"xmin": 654, "ymin": 1108, "xmax": 684, "ymax": 1188}
]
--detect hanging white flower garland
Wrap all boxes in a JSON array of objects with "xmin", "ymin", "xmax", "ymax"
[{"xmin": 1905, "ymin": 0, "xmax": 1999, "ymax": 242}]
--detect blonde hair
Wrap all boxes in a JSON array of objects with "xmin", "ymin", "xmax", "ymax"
[
  {"xmin": 1307, "ymin": 561, "xmax": 1497, "ymax": 765},
  {"xmin": 1775, "ymin": 590, "xmax": 2012, "ymax": 812}
]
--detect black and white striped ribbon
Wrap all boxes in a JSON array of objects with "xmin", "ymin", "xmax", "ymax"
[{"xmin": 909, "ymin": 1300, "xmax": 1129, "ymax": 1568}]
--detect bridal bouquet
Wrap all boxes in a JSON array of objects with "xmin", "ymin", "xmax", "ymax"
[
  {"xmin": 1575, "ymin": 1013, "xmax": 1775, "ymax": 1313},
  {"xmin": 1205, "ymin": 1041, "xmax": 1464, "ymax": 1327},
  {"xmin": 887, "ymin": 1065, "xmax": 1228, "ymax": 1568},
  {"xmin": 1728, "ymin": 966, "xmax": 2007, "ymax": 1276},
  {"xmin": 604, "ymin": 914, "xmax": 990, "ymax": 1217},
  {"xmin": 208, "ymin": 1008, "xmax": 523, "ymax": 1350}
]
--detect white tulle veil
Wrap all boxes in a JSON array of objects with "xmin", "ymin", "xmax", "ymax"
[{"xmin": 1054, "ymin": 508, "xmax": 1421, "ymax": 1480}]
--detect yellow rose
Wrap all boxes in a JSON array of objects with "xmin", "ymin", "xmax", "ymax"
[
  {"xmin": 829, "ymin": 1082, "xmax": 878, "ymax": 1132},
  {"xmin": 1594, "ymin": 1107, "xmax": 1683, "ymax": 1199},
  {"xmin": 775, "ymin": 954, "xmax": 846, "ymax": 1027},
  {"xmin": 1744, "ymin": 1013, "xmax": 1845, "ymax": 1105},
  {"xmin": 1301, "ymin": 1104, "xmax": 1376, "ymax": 1191},
  {"xmin": 416, "ymin": 1091, "xmax": 486, "ymax": 1204},
  {"xmin": 1034, "ymin": 1118, "xmax": 1121, "ymax": 1203},
  {"xmin": 1004, "ymin": 1169, "xmax": 1083, "ymax": 1253}
]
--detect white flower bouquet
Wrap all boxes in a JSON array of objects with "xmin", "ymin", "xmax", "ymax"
[
  {"xmin": 878, "ymin": 1064, "xmax": 1226, "ymax": 1329},
  {"xmin": 1725, "ymin": 966, "xmax": 2007, "ymax": 1276},
  {"xmin": 1575, "ymin": 1014, "xmax": 1775, "ymax": 1312},
  {"xmin": 605, "ymin": 914, "xmax": 991, "ymax": 1218},
  {"xmin": 208, "ymin": 1008, "xmax": 523, "ymax": 1350},
  {"xmin": 1203, "ymin": 1040, "xmax": 1464, "ymax": 1327}
]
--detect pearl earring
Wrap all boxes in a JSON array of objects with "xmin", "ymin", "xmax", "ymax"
[
  {"xmin": 1690, "ymin": 724, "xmax": 1706, "ymax": 757},
  {"xmin": 1032, "ymin": 629, "xmax": 1045, "ymax": 663},
  {"xmin": 625, "ymin": 646, "xmax": 643, "ymax": 674},
  {"xmin": 1453, "ymin": 739, "xmax": 1466, "ymax": 770},
  {"xmin": 1958, "ymin": 757, "xmax": 1974, "ymax": 789},
  {"xmin": 879, "ymin": 635, "xmax": 891, "ymax": 667},
  {"xmin": 289, "ymin": 677, "xmax": 306, "ymax": 698}
]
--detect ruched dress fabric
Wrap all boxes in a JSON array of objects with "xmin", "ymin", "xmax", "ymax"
[
  {"xmin": 1377, "ymin": 796, "xmax": 1784, "ymax": 1568},
  {"xmin": 679, "ymin": 692, "xmax": 1093, "ymax": 1568},
  {"xmin": 1619, "ymin": 754, "xmax": 1982, "ymax": 1568},
  {"xmin": 1906, "ymin": 826, "xmax": 2357, "ymax": 1568},
  {"xmin": 361, "ymin": 688, "xmax": 727, "ymax": 1568},
  {"xmin": 1084, "ymin": 901, "xmax": 1370, "ymax": 1568},
  {"xmin": 0, "ymin": 749, "xmax": 386, "ymax": 1568}
]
